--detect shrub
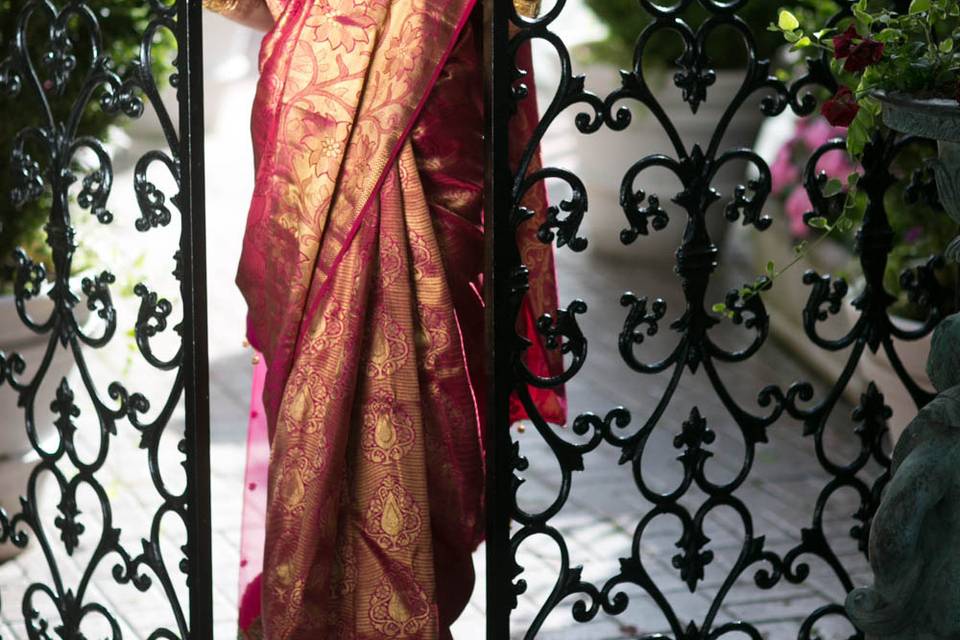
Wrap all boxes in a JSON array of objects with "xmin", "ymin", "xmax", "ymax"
[
  {"xmin": 0, "ymin": 1, "xmax": 175, "ymax": 289},
  {"xmin": 581, "ymin": 0, "xmax": 784, "ymax": 69}
]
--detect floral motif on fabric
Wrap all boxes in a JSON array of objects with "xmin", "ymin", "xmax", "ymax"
[
  {"xmin": 363, "ymin": 476, "xmax": 424, "ymax": 551},
  {"xmin": 408, "ymin": 228, "xmax": 442, "ymax": 281},
  {"xmin": 413, "ymin": 303, "xmax": 456, "ymax": 371},
  {"xmin": 367, "ymin": 567, "xmax": 432, "ymax": 637},
  {"xmin": 305, "ymin": 0, "xmax": 378, "ymax": 53},
  {"xmin": 365, "ymin": 307, "xmax": 411, "ymax": 380},
  {"xmin": 274, "ymin": 441, "xmax": 327, "ymax": 517},
  {"xmin": 360, "ymin": 394, "xmax": 416, "ymax": 463}
]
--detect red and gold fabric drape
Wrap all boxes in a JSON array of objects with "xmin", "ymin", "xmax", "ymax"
[{"xmin": 205, "ymin": 0, "xmax": 566, "ymax": 636}]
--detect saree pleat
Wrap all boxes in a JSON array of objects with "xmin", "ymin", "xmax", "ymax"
[
  {"xmin": 226, "ymin": 0, "xmax": 566, "ymax": 636},
  {"xmin": 262, "ymin": 142, "xmax": 481, "ymax": 638}
]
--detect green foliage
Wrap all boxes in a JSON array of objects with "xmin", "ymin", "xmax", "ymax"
[
  {"xmin": 716, "ymin": 141, "xmax": 959, "ymax": 321},
  {"xmin": 883, "ymin": 144, "xmax": 959, "ymax": 319},
  {"xmin": 712, "ymin": 1, "xmax": 960, "ymax": 321},
  {"xmin": 0, "ymin": 1, "xmax": 176, "ymax": 288},
  {"xmin": 580, "ymin": 0, "xmax": 785, "ymax": 69},
  {"xmin": 774, "ymin": 0, "xmax": 960, "ymax": 155},
  {"xmin": 852, "ymin": 0, "xmax": 960, "ymax": 98},
  {"xmin": 715, "ymin": 172, "xmax": 861, "ymax": 319}
]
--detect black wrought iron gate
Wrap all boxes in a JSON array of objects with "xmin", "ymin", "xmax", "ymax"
[
  {"xmin": 0, "ymin": 0, "xmax": 211, "ymax": 638},
  {"xmin": 484, "ymin": 0, "xmax": 947, "ymax": 638}
]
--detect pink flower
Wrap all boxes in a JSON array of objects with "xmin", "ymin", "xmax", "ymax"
[
  {"xmin": 785, "ymin": 188, "xmax": 812, "ymax": 238},
  {"xmin": 904, "ymin": 226, "xmax": 923, "ymax": 245},
  {"xmin": 771, "ymin": 145, "xmax": 800, "ymax": 197},
  {"xmin": 801, "ymin": 118, "xmax": 846, "ymax": 151},
  {"xmin": 816, "ymin": 149, "xmax": 856, "ymax": 182}
]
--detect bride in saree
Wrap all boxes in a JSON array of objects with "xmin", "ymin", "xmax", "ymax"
[{"xmin": 202, "ymin": 0, "xmax": 565, "ymax": 637}]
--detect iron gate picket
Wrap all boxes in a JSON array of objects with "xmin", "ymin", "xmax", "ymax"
[
  {"xmin": 0, "ymin": 0, "xmax": 211, "ymax": 638},
  {"xmin": 484, "ymin": 0, "xmax": 948, "ymax": 638}
]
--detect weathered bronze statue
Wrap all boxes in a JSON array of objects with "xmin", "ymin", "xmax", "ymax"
[{"xmin": 846, "ymin": 313, "xmax": 960, "ymax": 638}]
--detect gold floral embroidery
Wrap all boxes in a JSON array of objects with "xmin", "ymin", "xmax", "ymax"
[
  {"xmin": 368, "ymin": 571, "xmax": 431, "ymax": 637},
  {"xmin": 202, "ymin": 0, "xmax": 239, "ymax": 13},
  {"xmin": 361, "ymin": 395, "xmax": 415, "ymax": 463},
  {"xmin": 365, "ymin": 308, "xmax": 410, "ymax": 380},
  {"xmin": 363, "ymin": 477, "xmax": 423, "ymax": 550},
  {"xmin": 328, "ymin": 539, "xmax": 357, "ymax": 598},
  {"xmin": 305, "ymin": 0, "xmax": 377, "ymax": 53},
  {"xmin": 513, "ymin": 0, "xmax": 541, "ymax": 17},
  {"xmin": 238, "ymin": 617, "xmax": 263, "ymax": 640},
  {"xmin": 240, "ymin": 0, "xmax": 514, "ymax": 635},
  {"xmin": 275, "ymin": 442, "xmax": 327, "ymax": 515},
  {"xmin": 414, "ymin": 304, "xmax": 454, "ymax": 371}
]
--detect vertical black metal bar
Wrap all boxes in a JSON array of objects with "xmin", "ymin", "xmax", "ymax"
[
  {"xmin": 483, "ymin": 0, "xmax": 513, "ymax": 635},
  {"xmin": 177, "ymin": 1, "xmax": 213, "ymax": 637}
]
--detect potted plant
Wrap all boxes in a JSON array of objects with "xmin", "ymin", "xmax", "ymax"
[
  {"xmin": 566, "ymin": 1, "xmax": 784, "ymax": 262},
  {"xmin": 729, "ymin": 0, "xmax": 960, "ymax": 444},
  {"xmin": 744, "ymin": 105, "xmax": 958, "ymax": 425},
  {"xmin": 0, "ymin": 1, "xmax": 174, "ymax": 560}
]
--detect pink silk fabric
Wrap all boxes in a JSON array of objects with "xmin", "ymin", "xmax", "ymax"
[{"xmin": 235, "ymin": 0, "xmax": 565, "ymax": 636}]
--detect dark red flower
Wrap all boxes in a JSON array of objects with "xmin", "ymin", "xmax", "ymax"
[
  {"xmin": 833, "ymin": 24, "xmax": 861, "ymax": 59},
  {"xmin": 844, "ymin": 39, "xmax": 885, "ymax": 73},
  {"xmin": 821, "ymin": 86, "xmax": 860, "ymax": 128}
]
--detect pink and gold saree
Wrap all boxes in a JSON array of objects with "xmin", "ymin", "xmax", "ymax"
[{"xmin": 205, "ymin": 0, "xmax": 565, "ymax": 637}]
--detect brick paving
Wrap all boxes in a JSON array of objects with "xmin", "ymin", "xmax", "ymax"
[{"xmin": 0, "ymin": 10, "xmax": 893, "ymax": 640}]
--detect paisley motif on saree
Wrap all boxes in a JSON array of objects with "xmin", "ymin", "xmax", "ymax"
[{"xmin": 227, "ymin": 0, "xmax": 565, "ymax": 637}]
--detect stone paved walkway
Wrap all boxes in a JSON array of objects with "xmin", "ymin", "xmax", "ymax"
[{"xmin": 0, "ymin": 9, "xmax": 894, "ymax": 640}]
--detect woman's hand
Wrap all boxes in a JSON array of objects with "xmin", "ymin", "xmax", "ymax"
[{"xmin": 203, "ymin": 0, "xmax": 274, "ymax": 32}]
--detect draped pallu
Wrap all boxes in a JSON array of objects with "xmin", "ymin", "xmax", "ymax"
[{"xmin": 207, "ymin": 0, "xmax": 565, "ymax": 636}]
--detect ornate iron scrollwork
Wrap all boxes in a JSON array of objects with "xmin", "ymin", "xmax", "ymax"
[
  {"xmin": 489, "ymin": 0, "xmax": 942, "ymax": 637},
  {"xmin": 0, "ymin": 1, "xmax": 210, "ymax": 638}
]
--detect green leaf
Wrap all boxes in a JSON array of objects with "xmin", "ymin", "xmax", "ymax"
[
  {"xmin": 853, "ymin": 5, "xmax": 874, "ymax": 27},
  {"xmin": 766, "ymin": 260, "xmax": 777, "ymax": 276},
  {"xmin": 909, "ymin": 0, "xmax": 931, "ymax": 13},
  {"xmin": 875, "ymin": 28, "xmax": 903, "ymax": 43},
  {"xmin": 823, "ymin": 178, "xmax": 844, "ymax": 198},
  {"xmin": 836, "ymin": 217, "xmax": 855, "ymax": 232},
  {"xmin": 808, "ymin": 216, "xmax": 830, "ymax": 229},
  {"xmin": 712, "ymin": 303, "xmax": 727, "ymax": 314},
  {"xmin": 940, "ymin": 38, "xmax": 955, "ymax": 53},
  {"xmin": 846, "ymin": 106, "xmax": 875, "ymax": 158},
  {"xmin": 778, "ymin": 9, "xmax": 800, "ymax": 31}
]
